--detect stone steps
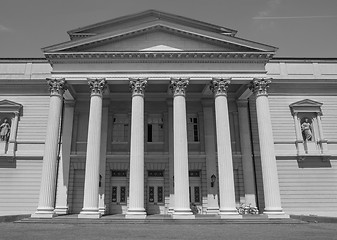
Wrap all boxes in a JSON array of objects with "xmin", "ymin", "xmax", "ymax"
[{"xmin": 16, "ymin": 214, "xmax": 307, "ymax": 225}]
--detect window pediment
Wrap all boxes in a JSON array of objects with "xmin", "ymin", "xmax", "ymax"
[
  {"xmin": 289, "ymin": 99, "xmax": 323, "ymax": 115},
  {"xmin": 0, "ymin": 100, "xmax": 22, "ymax": 114}
]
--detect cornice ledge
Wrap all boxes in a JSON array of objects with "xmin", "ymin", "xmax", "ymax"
[{"xmin": 45, "ymin": 51, "xmax": 274, "ymax": 63}]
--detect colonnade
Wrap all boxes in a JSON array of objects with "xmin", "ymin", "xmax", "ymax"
[{"xmin": 32, "ymin": 77, "xmax": 287, "ymax": 219}]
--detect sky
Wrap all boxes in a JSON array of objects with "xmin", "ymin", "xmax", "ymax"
[{"xmin": 0, "ymin": 0, "xmax": 337, "ymax": 58}]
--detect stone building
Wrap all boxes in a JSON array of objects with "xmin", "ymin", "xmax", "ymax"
[{"xmin": 0, "ymin": 10, "xmax": 336, "ymax": 219}]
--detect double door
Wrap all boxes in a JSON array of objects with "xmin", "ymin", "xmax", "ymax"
[
  {"xmin": 110, "ymin": 177, "xmax": 127, "ymax": 214},
  {"xmin": 147, "ymin": 178, "xmax": 165, "ymax": 215}
]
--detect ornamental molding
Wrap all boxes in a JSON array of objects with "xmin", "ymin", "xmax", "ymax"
[
  {"xmin": 250, "ymin": 78, "xmax": 271, "ymax": 96},
  {"xmin": 129, "ymin": 78, "xmax": 147, "ymax": 96},
  {"xmin": 210, "ymin": 78, "xmax": 231, "ymax": 97},
  {"xmin": 88, "ymin": 78, "xmax": 107, "ymax": 96},
  {"xmin": 170, "ymin": 78, "xmax": 189, "ymax": 96},
  {"xmin": 46, "ymin": 78, "xmax": 67, "ymax": 96},
  {"xmin": 44, "ymin": 52, "xmax": 274, "ymax": 65}
]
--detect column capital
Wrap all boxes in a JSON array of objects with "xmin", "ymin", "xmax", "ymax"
[
  {"xmin": 129, "ymin": 78, "xmax": 147, "ymax": 97},
  {"xmin": 88, "ymin": 78, "xmax": 107, "ymax": 97},
  {"xmin": 46, "ymin": 78, "xmax": 67, "ymax": 96},
  {"xmin": 250, "ymin": 78, "xmax": 271, "ymax": 97},
  {"xmin": 170, "ymin": 78, "xmax": 189, "ymax": 96},
  {"xmin": 210, "ymin": 78, "xmax": 230, "ymax": 97}
]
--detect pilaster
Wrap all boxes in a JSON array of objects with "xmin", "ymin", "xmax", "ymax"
[
  {"xmin": 54, "ymin": 100, "xmax": 75, "ymax": 215},
  {"xmin": 237, "ymin": 100, "xmax": 257, "ymax": 207},
  {"xmin": 201, "ymin": 99, "xmax": 219, "ymax": 214}
]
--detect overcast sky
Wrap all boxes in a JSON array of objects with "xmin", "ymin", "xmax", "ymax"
[{"xmin": 0, "ymin": 0, "xmax": 336, "ymax": 58}]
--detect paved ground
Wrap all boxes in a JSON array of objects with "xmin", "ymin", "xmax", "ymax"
[{"xmin": 0, "ymin": 222, "xmax": 337, "ymax": 240}]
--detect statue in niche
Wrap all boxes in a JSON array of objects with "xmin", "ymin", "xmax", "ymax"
[
  {"xmin": 0, "ymin": 118, "xmax": 10, "ymax": 142},
  {"xmin": 301, "ymin": 118, "xmax": 312, "ymax": 141}
]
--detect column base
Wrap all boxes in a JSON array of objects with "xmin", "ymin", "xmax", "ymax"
[
  {"xmin": 54, "ymin": 206, "xmax": 69, "ymax": 215},
  {"xmin": 172, "ymin": 209, "xmax": 195, "ymax": 219},
  {"xmin": 263, "ymin": 211, "xmax": 289, "ymax": 219},
  {"xmin": 125, "ymin": 209, "xmax": 147, "ymax": 219},
  {"xmin": 31, "ymin": 210, "xmax": 57, "ymax": 219},
  {"xmin": 78, "ymin": 210, "xmax": 101, "ymax": 219}
]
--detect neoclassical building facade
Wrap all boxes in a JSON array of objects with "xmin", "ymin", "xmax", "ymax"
[{"xmin": 0, "ymin": 10, "xmax": 336, "ymax": 219}]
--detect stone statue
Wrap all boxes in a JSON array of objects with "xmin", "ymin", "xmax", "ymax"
[
  {"xmin": 301, "ymin": 118, "xmax": 312, "ymax": 141},
  {"xmin": 0, "ymin": 119, "xmax": 10, "ymax": 141}
]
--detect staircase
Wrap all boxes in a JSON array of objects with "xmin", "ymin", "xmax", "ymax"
[{"xmin": 16, "ymin": 214, "xmax": 307, "ymax": 224}]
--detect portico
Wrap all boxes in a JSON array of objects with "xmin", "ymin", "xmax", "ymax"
[{"xmin": 31, "ymin": 10, "xmax": 288, "ymax": 219}]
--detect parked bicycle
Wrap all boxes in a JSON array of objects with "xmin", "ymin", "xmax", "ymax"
[{"xmin": 236, "ymin": 203, "xmax": 258, "ymax": 215}]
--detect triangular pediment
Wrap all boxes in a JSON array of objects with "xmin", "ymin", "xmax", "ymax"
[
  {"xmin": 43, "ymin": 11, "xmax": 277, "ymax": 54},
  {"xmin": 289, "ymin": 99, "xmax": 323, "ymax": 115},
  {"xmin": 290, "ymin": 99, "xmax": 323, "ymax": 107},
  {"xmin": 67, "ymin": 10, "xmax": 237, "ymax": 39},
  {"xmin": 54, "ymin": 27, "xmax": 249, "ymax": 52},
  {"xmin": 0, "ymin": 100, "xmax": 22, "ymax": 113}
]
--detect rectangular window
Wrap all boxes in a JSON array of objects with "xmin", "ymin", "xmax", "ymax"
[
  {"xmin": 194, "ymin": 186, "xmax": 200, "ymax": 203},
  {"xmin": 120, "ymin": 186, "xmax": 126, "ymax": 203},
  {"xmin": 157, "ymin": 186, "xmax": 163, "ymax": 203},
  {"xmin": 187, "ymin": 116, "xmax": 199, "ymax": 142},
  {"xmin": 149, "ymin": 186, "xmax": 154, "ymax": 202},
  {"xmin": 112, "ymin": 115, "xmax": 129, "ymax": 142},
  {"xmin": 112, "ymin": 186, "xmax": 117, "ymax": 202},
  {"xmin": 147, "ymin": 115, "xmax": 164, "ymax": 142}
]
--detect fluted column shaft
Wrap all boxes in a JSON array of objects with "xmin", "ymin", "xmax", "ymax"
[
  {"xmin": 251, "ymin": 79, "xmax": 286, "ymax": 217},
  {"xmin": 32, "ymin": 78, "xmax": 66, "ymax": 218},
  {"xmin": 210, "ymin": 79, "xmax": 240, "ymax": 218},
  {"xmin": 170, "ymin": 78, "xmax": 194, "ymax": 219},
  {"xmin": 79, "ymin": 78, "xmax": 106, "ymax": 219},
  {"xmin": 126, "ymin": 78, "xmax": 147, "ymax": 219}
]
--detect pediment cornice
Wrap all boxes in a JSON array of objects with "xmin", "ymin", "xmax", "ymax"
[
  {"xmin": 43, "ymin": 22, "xmax": 277, "ymax": 53},
  {"xmin": 67, "ymin": 10, "xmax": 237, "ymax": 37}
]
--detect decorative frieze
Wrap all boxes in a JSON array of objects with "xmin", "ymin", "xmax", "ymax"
[
  {"xmin": 129, "ymin": 78, "xmax": 147, "ymax": 96},
  {"xmin": 210, "ymin": 78, "xmax": 231, "ymax": 97},
  {"xmin": 46, "ymin": 78, "xmax": 67, "ymax": 96},
  {"xmin": 170, "ymin": 78, "xmax": 189, "ymax": 96},
  {"xmin": 88, "ymin": 78, "xmax": 107, "ymax": 96},
  {"xmin": 250, "ymin": 78, "xmax": 271, "ymax": 96}
]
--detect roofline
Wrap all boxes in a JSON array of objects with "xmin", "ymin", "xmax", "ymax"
[
  {"xmin": 44, "ymin": 22, "xmax": 277, "ymax": 53},
  {"xmin": 0, "ymin": 58, "xmax": 48, "ymax": 63},
  {"xmin": 1, "ymin": 57, "xmax": 337, "ymax": 63},
  {"xmin": 271, "ymin": 57, "xmax": 337, "ymax": 62},
  {"xmin": 67, "ymin": 9, "xmax": 237, "ymax": 36}
]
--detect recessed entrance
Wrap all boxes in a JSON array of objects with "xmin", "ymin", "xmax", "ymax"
[{"xmin": 147, "ymin": 171, "xmax": 165, "ymax": 215}]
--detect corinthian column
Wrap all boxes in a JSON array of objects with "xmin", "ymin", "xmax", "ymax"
[
  {"xmin": 250, "ymin": 78, "xmax": 288, "ymax": 218},
  {"xmin": 126, "ymin": 78, "xmax": 147, "ymax": 219},
  {"xmin": 32, "ymin": 78, "xmax": 66, "ymax": 218},
  {"xmin": 210, "ymin": 79, "xmax": 241, "ymax": 219},
  {"xmin": 170, "ymin": 78, "xmax": 194, "ymax": 219},
  {"xmin": 79, "ymin": 78, "xmax": 107, "ymax": 219}
]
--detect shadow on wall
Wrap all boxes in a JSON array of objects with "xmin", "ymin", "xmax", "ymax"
[
  {"xmin": 297, "ymin": 157, "xmax": 331, "ymax": 168},
  {"xmin": 0, "ymin": 157, "xmax": 16, "ymax": 168}
]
